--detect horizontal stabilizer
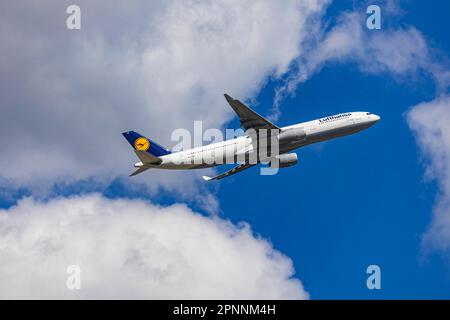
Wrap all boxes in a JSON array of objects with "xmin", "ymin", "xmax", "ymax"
[
  {"xmin": 129, "ymin": 166, "xmax": 150, "ymax": 177},
  {"xmin": 134, "ymin": 150, "xmax": 162, "ymax": 165}
]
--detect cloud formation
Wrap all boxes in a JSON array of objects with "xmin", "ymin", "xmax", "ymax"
[
  {"xmin": 0, "ymin": 1, "xmax": 329, "ymax": 298},
  {"xmin": 0, "ymin": 0, "xmax": 328, "ymax": 193},
  {"xmin": 272, "ymin": 8, "xmax": 450, "ymax": 117},
  {"xmin": 0, "ymin": 194, "xmax": 307, "ymax": 299},
  {"xmin": 407, "ymin": 95, "xmax": 450, "ymax": 253}
]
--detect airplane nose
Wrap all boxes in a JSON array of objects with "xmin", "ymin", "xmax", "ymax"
[{"xmin": 365, "ymin": 114, "xmax": 380, "ymax": 126}]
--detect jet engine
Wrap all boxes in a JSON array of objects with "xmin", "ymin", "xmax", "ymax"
[{"xmin": 270, "ymin": 153, "xmax": 298, "ymax": 168}]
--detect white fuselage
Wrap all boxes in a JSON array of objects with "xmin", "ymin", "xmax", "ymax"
[{"xmin": 135, "ymin": 112, "xmax": 380, "ymax": 169}]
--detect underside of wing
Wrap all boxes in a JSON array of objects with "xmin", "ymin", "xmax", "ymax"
[
  {"xmin": 224, "ymin": 94, "xmax": 280, "ymax": 131},
  {"xmin": 202, "ymin": 163, "xmax": 256, "ymax": 181}
]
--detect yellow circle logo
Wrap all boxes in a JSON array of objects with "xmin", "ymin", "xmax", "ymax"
[{"xmin": 134, "ymin": 137, "xmax": 150, "ymax": 151}]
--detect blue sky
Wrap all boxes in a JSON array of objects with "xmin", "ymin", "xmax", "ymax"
[
  {"xmin": 220, "ymin": 69, "xmax": 447, "ymax": 299},
  {"xmin": 214, "ymin": 2, "xmax": 450, "ymax": 298},
  {"xmin": 0, "ymin": 0, "xmax": 449, "ymax": 299}
]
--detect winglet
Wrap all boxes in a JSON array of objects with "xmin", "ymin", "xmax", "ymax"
[
  {"xmin": 223, "ymin": 93, "xmax": 280, "ymax": 130},
  {"xmin": 202, "ymin": 176, "xmax": 213, "ymax": 181},
  {"xmin": 224, "ymin": 93, "xmax": 234, "ymax": 103}
]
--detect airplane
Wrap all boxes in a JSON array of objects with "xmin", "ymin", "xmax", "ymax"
[{"xmin": 122, "ymin": 94, "xmax": 380, "ymax": 180}]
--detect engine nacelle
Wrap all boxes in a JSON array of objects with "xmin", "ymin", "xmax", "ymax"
[
  {"xmin": 277, "ymin": 128, "xmax": 306, "ymax": 145},
  {"xmin": 270, "ymin": 153, "xmax": 298, "ymax": 168}
]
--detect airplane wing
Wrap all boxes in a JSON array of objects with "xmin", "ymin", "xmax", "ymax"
[
  {"xmin": 202, "ymin": 163, "xmax": 256, "ymax": 181},
  {"xmin": 224, "ymin": 94, "xmax": 280, "ymax": 131}
]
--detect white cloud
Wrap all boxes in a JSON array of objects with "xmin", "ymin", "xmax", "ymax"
[
  {"xmin": 0, "ymin": 0, "xmax": 329, "ymax": 194},
  {"xmin": 0, "ymin": 1, "xmax": 328, "ymax": 298},
  {"xmin": 272, "ymin": 9, "xmax": 449, "ymax": 117},
  {"xmin": 313, "ymin": 14, "xmax": 428, "ymax": 75},
  {"xmin": 407, "ymin": 95, "xmax": 450, "ymax": 253},
  {"xmin": 0, "ymin": 194, "xmax": 307, "ymax": 299}
]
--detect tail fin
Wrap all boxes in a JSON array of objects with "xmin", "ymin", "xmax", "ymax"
[{"xmin": 122, "ymin": 131, "xmax": 171, "ymax": 157}]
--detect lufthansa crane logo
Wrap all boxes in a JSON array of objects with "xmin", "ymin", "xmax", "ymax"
[{"xmin": 134, "ymin": 137, "xmax": 150, "ymax": 151}]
